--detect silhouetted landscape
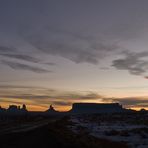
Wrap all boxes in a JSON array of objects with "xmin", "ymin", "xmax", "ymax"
[{"xmin": 0, "ymin": 103, "xmax": 148, "ymax": 148}]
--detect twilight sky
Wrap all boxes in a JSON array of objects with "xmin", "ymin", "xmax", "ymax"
[{"xmin": 0, "ymin": 0, "xmax": 148, "ymax": 111}]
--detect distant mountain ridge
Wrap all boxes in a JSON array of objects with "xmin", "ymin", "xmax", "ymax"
[{"xmin": 0, "ymin": 103, "xmax": 135, "ymax": 115}]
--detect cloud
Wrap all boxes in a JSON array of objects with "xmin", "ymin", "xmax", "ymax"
[
  {"xmin": 50, "ymin": 101, "xmax": 72, "ymax": 106},
  {"xmin": 0, "ymin": 1, "xmax": 147, "ymax": 68},
  {"xmin": 0, "ymin": 46, "xmax": 56, "ymax": 70},
  {"xmin": 43, "ymin": 62, "xmax": 56, "ymax": 66},
  {"xmin": 1, "ymin": 60, "xmax": 51, "ymax": 73},
  {"xmin": 144, "ymin": 76, "xmax": 148, "ymax": 79},
  {"xmin": 67, "ymin": 92, "xmax": 102, "ymax": 100},
  {"xmin": 0, "ymin": 85, "xmax": 55, "ymax": 91},
  {"xmin": 0, "ymin": 88, "xmax": 103, "ymax": 102},
  {"xmin": 0, "ymin": 89, "xmax": 104, "ymax": 109},
  {"xmin": 112, "ymin": 51, "xmax": 148, "ymax": 76},
  {"xmin": 112, "ymin": 97, "xmax": 148, "ymax": 108},
  {"xmin": 0, "ymin": 53, "xmax": 40, "ymax": 63},
  {"xmin": 21, "ymin": 26, "xmax": 119, "ymax": 65},
  {"xmin": 0, "ymin": 85, "xmax": 36, "ymax": 89},
  {"xmin": 0, "ymin": 95, "xmax": 50, "ymax": 100},
  {"xmin": 0, "ymin": 85, "xmax": 148, "ymax": 109},
  {"xmin": 0, "ymin": 46, "xmax": 16, "ymax": 53}
]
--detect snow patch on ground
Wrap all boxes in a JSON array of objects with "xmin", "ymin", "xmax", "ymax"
[{"xmin": 69, "ymin": 115, "xmax": 148, "ymax": 148}]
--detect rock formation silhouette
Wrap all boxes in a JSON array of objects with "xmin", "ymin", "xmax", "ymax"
[{"xmin": 69, "ymin": 103, "xmax": 125, "ymax": 114}]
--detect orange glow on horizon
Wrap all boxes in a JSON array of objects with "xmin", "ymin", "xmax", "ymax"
[
  {"xmin": 129, "ymin": 107, "xmax": 148, "ymax": 111},
  {"xmin": 0, "ymin": 101, "xmax": 147, "ymax": 112},
  {"xmin": 0, "ymin": 102, "xmax": 72, "ymax": 112}
]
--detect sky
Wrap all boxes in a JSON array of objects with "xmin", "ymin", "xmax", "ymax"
[{"xmin": 0, "ymin": 0, "xmax": 148, "ymax": 111}]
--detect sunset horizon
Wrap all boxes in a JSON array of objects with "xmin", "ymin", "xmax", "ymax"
[{"xmin": 1, "ymin": 0, "xmax": 148, "ymax": 112}]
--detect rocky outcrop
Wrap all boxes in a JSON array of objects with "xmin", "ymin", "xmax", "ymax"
[
  {"xmin": 7, "ymin": 104, "xmax": 28, "ymax": 113},
  {"xmin": 0, "ymin": 104, "xmax": 28, "ymax": 115},
  {"xmin": 45, "ymin": 105, "xmax": 59, "ymax": 114},
  {"xmin": 69, "ymin": 103, "xmax": 126, "ymax": 114}
]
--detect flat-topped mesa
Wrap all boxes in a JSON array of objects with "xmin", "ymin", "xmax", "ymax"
[{"xmin": 69, "ymin": 103, "xmax": 125, "ymax": 114}]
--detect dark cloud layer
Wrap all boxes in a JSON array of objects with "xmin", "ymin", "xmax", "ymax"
[
  {"xmin": 21, "ymin": 25, "xmax": 119, "ymax": 65},
  {"xmin": 0, "ymin": 0, "xmax": 147, "ymax": 75},
  {"xmin": 0, "ymin": 45, "xmax": 55, "ymax": 73},
  {"xmin": 112, "ymin": 51, "xmax": 148, "ymax": 76},
  {"xmin": 0, "ymin": 53, "xmax": 40, "ymax": 63},
  {"xmin": 1, "ymin": 60, "xmax": 51, "ymax": 73}
]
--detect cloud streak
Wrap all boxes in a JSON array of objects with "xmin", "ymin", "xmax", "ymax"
[
  {"xmin": 112, "ymin": 51, "xmax": 148, "ymax": 76},
  {"xmin": 0, "ymin": 53, "xmax": 40, "ymax": 63},
  {"xmin": 1, "ymin": 60, "xmax": 51, "ymax": 73},
  {"xmin": 21, "ymin": 25, "xmax": 119, "ymax": 65},
  {"xmin": 0, "ymin": 85, "xmax": 148, "ymax": 109},
  {"xmin": 112, "ymin": 97, "xmax": 148, "ymax": 108},
  {"xmin": 0, "ymin": 46, "xmax": 56, "ymax": 72},
  {"xmin": 0, "ymin": 92, "xmax": 102, "ymax": 101}
]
